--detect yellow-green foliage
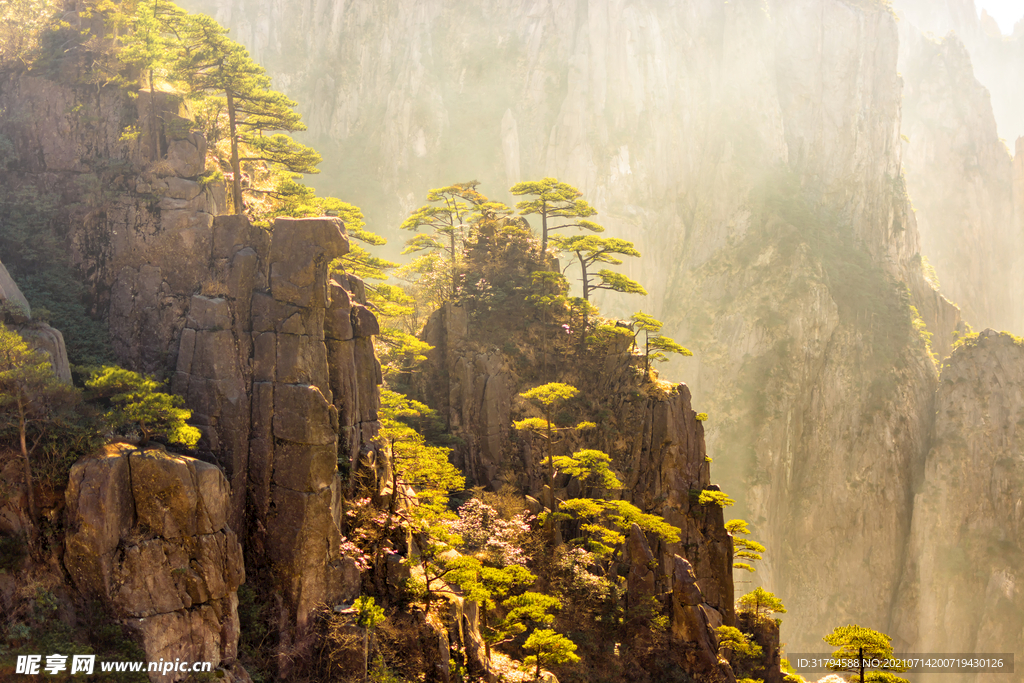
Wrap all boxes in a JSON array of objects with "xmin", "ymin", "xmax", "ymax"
[
  {"xmin": 551, "ymin": 449, "xmax": 622, "ymax": 491},
  {"xmin": 520, "ymin": 382, "xmax": 580, "ymax": 407},
  {"xmin": 738, "ymin": 587, "xmax": 787, "ymax": 620},
  {"xmin": 86, "ymin": 366, "xmax": 200, "ymax": 447},
  {"xmin": 715, "ymin": 625, "xmax": 763, "ymax": 659},
  {"xmin": 698, "ymin": 490, "xmax": 735, "ymax": 507}
]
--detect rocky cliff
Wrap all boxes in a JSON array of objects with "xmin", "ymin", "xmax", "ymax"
[
  {"xmin": 65, "ymin": 444, "xmax": 247, "ymax": 682},
  {"xmin": 416, "ymin": 299, "xmax": 735, "ymax": 674},
  {"xmin": 892, "ymin": 330, "xmax": 1024, "ymax": 683},
  {"xmin": 181, "ymin": 0, "xmax": 984, "ymax": 655},
  {"xmin": 0, "ymin": 52, "xmax": 384, "ymax": 676},
  {"xmin": 0, "ymin": 257, "xmax": 71, "ymax": 383},
  {"xmin": 892, "ymin": 0, "xmax": 1024, "ymax": 145},
  {"xmin": 897, "ymin": 25, "xmax": 1024, "ymax": 335}
]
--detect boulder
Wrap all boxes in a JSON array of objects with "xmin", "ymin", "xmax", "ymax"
[{"xmin": 64, "ymin": 446, "xmax": 244, "ymax": 682}]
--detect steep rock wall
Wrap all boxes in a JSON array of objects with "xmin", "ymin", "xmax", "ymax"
[
  {"xmin": 0, "ymin": 64, "xmax": 384, "ymax": 672},
  {"xmin": 892, "ymin": 0, "xmax": 1024, "ymax": 145},
  {"xmin": 898, "ymin": 28, "xmax": 1023, "ymax": 334},
  {"xmin": 891, "ymin": 330, "xmax": 1024, "ymax": 680}
]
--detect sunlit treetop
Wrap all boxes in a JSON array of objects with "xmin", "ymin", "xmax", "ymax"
[
  {"xmin": 520, "ymin": 382, "xmax": 579, "ymax": 407},
  {"xmin": 510, "ymin": 177, "xmax": 604, "ymax": 254}
]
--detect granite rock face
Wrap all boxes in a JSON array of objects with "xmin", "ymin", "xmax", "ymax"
[
  {"xmin": 898, "ymin": 28, "xmax": 1024, "ymax": 335},
  {"xmin": 64, "ymin": 445, "xmax": 244, "ymax": 682},
  {"xmin": 1, "ymin": 61, "xmax": 383, "ymax": 672},
  {"xmin": 891, "ymin": 330, "xmax": 1024, "ymax": 679},
  {"xmin": 164, "ymin": 216, "xmax": 375, "ymax": 667}
]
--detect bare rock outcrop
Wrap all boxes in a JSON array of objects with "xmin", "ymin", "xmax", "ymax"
[
  {"xmin": 671, "ymin": 555, "xmax": 735, "ymax": 683},
  {"xmin": 161, "ymin": 215, "xmax": 374, "ymax": 665},
  {"xmin": 248, "ymin": 217, "xmax": 363, "ymax": 661},
  {"xmin": 64, "ymin": 444, "xmax": 244, "ymax": 682}
]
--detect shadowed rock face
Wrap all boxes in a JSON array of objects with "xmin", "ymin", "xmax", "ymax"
[
  {"xmin": 1, "ymin": 63, "xmax": 384, "ymax": 674},
  {"xmin": 0, "ymin": 257, "xmax": 72, "ymax": 383},
  {"xmin": 892, "ymin": 330, "xmax": 1024, "ymax": 680},
  {"xmin": 64, "ymin": 216, "xmax": 379, "ymax": 677}
]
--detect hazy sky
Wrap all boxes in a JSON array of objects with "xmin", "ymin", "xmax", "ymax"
[{"xmin": 976, "ymin": 0, "xmax": 1024, "ymax": 33}]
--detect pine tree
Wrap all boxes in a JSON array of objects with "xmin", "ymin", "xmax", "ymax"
[
  {"xmin": 376, "ymin": 389, "xmax": 464, "ymax": 602},
  {"xmin": 521, "ymin": 628, "xmax": 580, "ymax": 680},
  {"xmin": 514, "ymin": 383, "xmax": 581, "ymax": 509},
  {"xmin": 550, "ymin": 449, "xmax": 621, "ymax": 496},
  {"xmin": 726, "ymin": 519, "xmax": 766, "ymax": 574},
  {"xmin": 715, "ymin": 625, "xmax": 764, "ymax": 659},
  {"xmin": 510, "ymin": 178, "xmax": 604, "ymax": 256},
  {"xmin": 737, "ymin": 587, "xmax": 787, "ymax": 621},
  {"xmin": 118, "ymin": 0, "xmax": 181, "ymax": 159},
  {"xmin": 630, "ymin": 312, "xmax": 693, "ymax": 376},
  {"xmin": 86, "ymin": 366, "xmax": 200, "ymax": 447},
  {"xmin": 554, "ymin": 235, "xmax": 646, "ymax": 302},
  {"xmin": 0, "ymin": 324, "xmax": 77, "ymax": 550},
  {"xmin": 558, "ymin": 497, "xmax": 680, "ymax": 561},
  {"xmin": 400, "ymin": 182, "xmax": 487, "ymax": 300},
  {"xmin": 823, "ymin": 625, "xmax": 908, "ymax": 683},
  {"xmin": 527, "ymin": 270, "xmax": 570, "ymax": 375},
  {"xmin": 453, "ymin": 564, "xmax": 538, "ymax": 662},
  {"xmin": 165, "ymin": 11, "xmax": 318, "ymax": 213}
]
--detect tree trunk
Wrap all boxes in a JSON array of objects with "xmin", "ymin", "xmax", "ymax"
[
  {"xmin": 578, "ymin": 252, "xmax": 589, "ymax": 301},
  {"xmin": 644, "ymin": 331, "xmax": 650, "ymax": 376},
  {"xmin": 481, "ymin": 603, "xmax": 491, "ymax": 664},
  {"xmin": 541, "ymin": 201, "xmax": 548, "ymax": 256},
  {"xmin": 148, "ymin": 70, "xmax": 161, "ymax": 161},
  {"xmin": 422, "ymin": 559, "xmax": 432, "ymax": 615},
  {"xmin": 545, "ymin": 409, "xmax": 559, "ymax": 546},
  {"xmin": 226, "ymin": 91, "xmax": 243, "ymax": 215},
  {"xmin": 545, "ymin": 407, "xmax": 554, "ymax": 509},
  {"xmin": 16, "ymin": 395, "xmax": 39, "ymax": 553},
  {"xmin": 542, "ymin": 309, "xmax": 550, "ymax": 377},
  {"xmin": 374, "ymin": 446, "xmax": 400, "ymax": 601},
  {"xmin": 450, "ymin": 231, "xmax": 457, "ymax": 298}
]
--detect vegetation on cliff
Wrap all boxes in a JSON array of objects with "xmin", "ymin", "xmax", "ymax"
[{"xmin": 0, "ymin": 5, "xmax": 783, "ymax": 683}]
